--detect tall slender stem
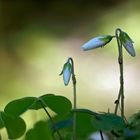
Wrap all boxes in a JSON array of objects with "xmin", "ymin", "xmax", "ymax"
[
  {"xmin": 100, "ymin": 130, "xmax": 104, "ymax": 140},
  {"xmin": 114, "ymin": 87, "xmax": 122, "ymax": 114},
  {"xmin": 114, "ymin": 28, "xmax": 124, "ymax": 119},
  {"xmin": 69, "ymin": 57, "xmax": 77, "ymax": 140},
  {"xmin": 0, "ymin": 133, "xmax": 1, "ymax": 140},
  {"xmin": 39, "ymin": 100, "xmax": 63, "ymax": 140}
]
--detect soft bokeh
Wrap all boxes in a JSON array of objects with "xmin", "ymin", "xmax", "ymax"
[{"xmin": 0, "ymin": 0, "xmax": 140, "ymax": 139}]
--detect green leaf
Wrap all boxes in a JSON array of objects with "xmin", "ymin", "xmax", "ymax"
[
  {"xmin": 41, "ymin": 94, "xmax": 72, "ymax": 114},
  {"xmin": 76, "ymin": 112, "xmax": 96, "ymax": 138},
  {"xmin": 25, "ymin": 121, "xmax": 53, "ymax": 140},
  {"xmin": 48, "ymin": 113, "xmax": 73, "ymax": 139},
  {"xmin": 92, "ymin": 113, "xmax": 126, "ymax": 131},
  {"xmin": 128, "ymin": 111, "xmax": 140, "ymax": 125},
  {"xmin": 73, "ymin": 108, "xmax": 98, "ymax": 116},
  {"xmin": 123, "ymin": 128, "xmax": 139, "ymax": 139},
  {"xmin": 4, "ymin": 94, "xmax": 72, "ymax": 118},
  {"xmin": 4, "ymin": 97, "xmax": 37, "ymax": 117},
  {"xmin": 0, "ymin": 111, "xmax": 5, "ymax": 129},
  {"xmin": 73, "ymin": 109, "xmax": 126, "ymax": 131},
  {"xmin": 25, "ymin": 129, "xmax": 38, "ymax": 140},
  {"xmin": 0, "ymin": 111, "xmax": 26, "ymax": 139},
  {"xmin": 54, "ymin": 111, "xmax": 96, "ymax": 138},
  {"xmin": 29, "ymin": 94, "xmax": 54, "ymax": 110},
  {"xmin": 53, "ymin": 118, "xmax": 73, "ymax": 131},
  {"xmin": 30, "ymin": 94, "xmax": 72, "ymax": 115}
]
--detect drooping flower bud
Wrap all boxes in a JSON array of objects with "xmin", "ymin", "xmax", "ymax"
[
  {"xmin": 82, "ymin": 35, "xmax": 113, "ymax": 51},
  {"xmin": 119, "ymin": 31, "xmax": 136, "ymax": 57},
  {"xmin": 60, "ymin": 59, "xmax": 72, "ymax": 86}
]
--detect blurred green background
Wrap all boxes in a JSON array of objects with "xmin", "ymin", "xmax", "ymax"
[{"xmin": 0, "ymin": 0, "xmax": 140, "ymax": 139}]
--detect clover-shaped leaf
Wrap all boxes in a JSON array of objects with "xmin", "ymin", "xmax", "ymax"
[
  {"xmin": 73, "ymin": 109, "xmax": 126, "ymax": 131},
  {"xmin": 4, "ymin": 97, "xmax": 37, "ymax": 117},
  {"xmin": 0, "ymin": 111, "xmax": 26, "ymax": 139},
  {"xmin": 4, "ymin": 94, "xmax": 72, "ymax": 117},
  {"xmin": 25, "ymin": 121, "xmax": 53, "ymax": 140},
  {"xmin": 29, "ymin": 94, "xmax": 72, "ymax": 115}
]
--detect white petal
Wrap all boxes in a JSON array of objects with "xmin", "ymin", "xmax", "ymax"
[
  {"xmin": 89, "ymin": 132, "xmax": 110, "ymax": 140},
  {"xmin": 63, "ymin": 67, "xmax": 71, "ymax": 85},
  {"xmin": 82, "ymin": 37, "xmax": 105, "ymax": 51},
  {"xmin": 124, "ymin": 41, "xmax": 136, "ymax": 57}
]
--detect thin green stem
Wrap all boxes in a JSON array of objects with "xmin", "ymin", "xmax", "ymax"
[
  {"xmin": 72, "ymin": 77, "xmax": 77, "ymax": 140},
  {"xmin": 0, "ymin": 133, "xmax": 1, "ymax": 140},
  {"xmin": 114, "ymin": 87, "xmax": 122, "ymax": 114},
  {"xmin": 69, "ymin": 57, "xmax": 77, "ymax": 140},
  {"xmin": 100, "ymin": 130, "xmax": 104, "ymax": 140},
  {"xmin": 114, "ymin": 28, "xmax": 124, "ymax": 119},
  {"xmin": 39, "ymin": 100, "xmax": 63, "ymax": 140}
]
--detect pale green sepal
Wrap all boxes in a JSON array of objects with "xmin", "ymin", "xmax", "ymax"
[
  {"xmin": 119, "ymin": 31, "xmax": 136, "ymax": 57},
  {"xmin": 60, "ymin": 59, "xmax": 72, "ymax": 86}
]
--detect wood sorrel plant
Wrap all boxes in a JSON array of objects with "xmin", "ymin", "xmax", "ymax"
[
  {"xmin": 1, "ymin": 28, "xmax": 139, "ymax": 140},
  {"xmin": 60, "ymin": 57, "xmax": 77, "ymax": 140},
  {"xmin": 82, "ymin": 28, "xmax": 136, "ymax": 120}
]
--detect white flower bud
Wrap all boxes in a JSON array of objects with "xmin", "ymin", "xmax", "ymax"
[
  {"xmin": 60, "ymin": 59, "xmax": 72, "ymax": 86},
  {"xmin": 82, "ymin": 35, "xmax": 113, "ymax": 51},
  {"xmin": 119, "ymin": 31, "xmax": 136, "ymax": 57}
]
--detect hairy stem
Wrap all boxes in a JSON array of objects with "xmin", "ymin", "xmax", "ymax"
[
  {"xmin": 39, "ymin": 100, "xmax": 63, "ymax": 140},
  {"xmin": 69, "ymin": 57, "xmax": 77, "ymax": 140},
  {"xmin": 114, "ymin": 28, "xmax": 124, "ymax": 119}
]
